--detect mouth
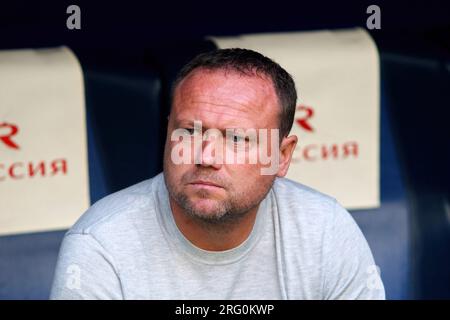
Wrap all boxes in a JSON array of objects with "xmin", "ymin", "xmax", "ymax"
[{"xmin": 188, "ymin": 180, "xmax": 223, "ymax": 189}]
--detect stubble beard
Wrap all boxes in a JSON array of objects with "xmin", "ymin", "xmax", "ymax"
[{"xmin": 163, "ymin": 173, "xmax": 273, "ymax": 230}]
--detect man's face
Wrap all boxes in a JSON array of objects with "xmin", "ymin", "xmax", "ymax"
[{"xmin": 163, "ymin": 69, "xmax": 283, "ymax": 223}]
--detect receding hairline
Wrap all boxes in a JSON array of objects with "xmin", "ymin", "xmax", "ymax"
[
  {"xmin": 173, "ymin": 65, "xmax": 277, "ymax": 92},
  {"xmin": 171, "ymin": 66, "xmax": 284, "ymax": 123}
]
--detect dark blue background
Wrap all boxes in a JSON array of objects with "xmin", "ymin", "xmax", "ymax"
[{"xmin": 0, "ymin": 0, "xmax": 449, "ymax": 300}]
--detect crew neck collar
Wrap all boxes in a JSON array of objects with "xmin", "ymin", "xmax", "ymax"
[{"xmin": 154, "ymin": 174, "xmax": 270, "ymax": 265}]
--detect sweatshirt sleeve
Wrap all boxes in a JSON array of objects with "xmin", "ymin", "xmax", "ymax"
[
  {"xmin": 50, "ymin": 233, "xmax": 123, "ymax": 300},
  {"xmin": 322, "ymin": 201, "xmax": 386, "ymax": 300}
]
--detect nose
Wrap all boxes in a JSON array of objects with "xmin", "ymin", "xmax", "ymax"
[{"xmin": 194, "ymin": 134, "xmax": 223, "ymax": 169}]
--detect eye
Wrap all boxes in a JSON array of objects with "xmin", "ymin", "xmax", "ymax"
[
  {"xmin": 184, "ymin": 128, "xmax": 195, "ymax": 135},
  {"xmin": 231, "ymin": 134, "xmax": 245, "ymax": 143}
]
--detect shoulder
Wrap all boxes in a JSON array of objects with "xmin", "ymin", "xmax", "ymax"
[
  {"xmin": 67, "ymin": 172, "xmax": 164, "ymax": 237},
  {"xmin": 272, "ymin": 176, "xmax": 337, "ymax": 215},
  {"xmin": 271, "ymin": 177, "xmax": 358, "ymax": 238}
]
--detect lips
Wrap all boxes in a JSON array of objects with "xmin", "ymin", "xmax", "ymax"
[{"xmin": 189, "ymin": 180, "xmax": 223, "ymax": 188}]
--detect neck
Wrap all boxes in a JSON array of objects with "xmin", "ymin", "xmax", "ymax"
[{"xmin": 169, "ymin": 198, "xmax": 259, "ymax": 251}]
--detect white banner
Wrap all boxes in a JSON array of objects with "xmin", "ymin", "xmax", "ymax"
[
  {"xmin": 211, "ymin": 28, "xmax": 380, "ymax": 209},
  {"xmin": 0, "ymin": 47, "xmax": 90, "ymax": 235}
]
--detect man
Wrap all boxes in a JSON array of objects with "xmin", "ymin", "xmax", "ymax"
[{"xmin": 51, "ymin": 48, "xmax": 385, "ymax": 299}]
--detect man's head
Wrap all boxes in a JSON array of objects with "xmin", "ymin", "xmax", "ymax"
[
  {"xmin": 163, "ymin": 48, "xmax": 298, "ymax": 225},
  {"xmin": 171, "ymin": 48, "xmax": 297, "ymax": 139}
]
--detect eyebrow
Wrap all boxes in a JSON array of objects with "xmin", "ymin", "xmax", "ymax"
[{"xmin": 173, "ymin": 118, "xmax": 252, "ymax": 132}]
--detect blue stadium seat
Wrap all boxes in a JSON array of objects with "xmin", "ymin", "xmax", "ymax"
[
  {"xmin": 350, "ymin": 80, "xmax": 412, "ymax": 299},
  {"xmin": 377, "ymin": 46, "xmax": 450, "ymax": 299},
  {"xmin": 0, "ymin": 47, "xmax": 164, "ymax": 299}
]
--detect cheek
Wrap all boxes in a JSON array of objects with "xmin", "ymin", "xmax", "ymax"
[
  {"xmin": 226, "ymin": 164, "xmax": 273, "ymax": 189},
  {"xmin": 164, "ymin": 162, "xmax": 190, "ymax": 183},
  {"xmin": 164, "ymin": 149, "xmax": 187, "ymax": 185}
]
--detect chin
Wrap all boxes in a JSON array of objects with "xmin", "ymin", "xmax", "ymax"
[
  {"xmin": 191, "ymin": 198, "xmax": 220, "ymax": 211},
  {"xmin": 188, "ymin": 199, "xmax": 225, "ymax": 217}
]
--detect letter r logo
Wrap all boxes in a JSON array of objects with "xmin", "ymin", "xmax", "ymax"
[
  {"xmin": 295, "ymin": 105, "xmax": 314, "ymax": 132},
  {"xmin": 0, "ymin": 122, "xmax": 20, "ymax": 150}
]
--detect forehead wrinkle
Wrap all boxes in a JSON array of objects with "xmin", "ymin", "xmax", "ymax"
[
  {"xmin": 172, "ymin": 69, "xmax": 280, "ymax": 130},
  {"xmin": 181, "ymin": 91, "xmax": 273, "ymax": 119},
  {"xmin": 174, "ymin": 94, "xmax": 266, "ymax": 128},
  {"xmin": 189, "ymin": 100, "xmax": 260, "ymax": 118},
  {"xmin": 178, "ymin": 74, "xmax": 274, "ymax": 109},
  {"xmin": 188, "ymin": 80, "xmax": 273, "ymax": 105},
  {"xmin": 175, "ymin": 108, "xmax": 255, "ymax": 130}
]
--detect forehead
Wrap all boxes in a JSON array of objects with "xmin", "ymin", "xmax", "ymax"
[{"xmin": 171, "ymin": 69, "xmax": 279, "ymax": 129}]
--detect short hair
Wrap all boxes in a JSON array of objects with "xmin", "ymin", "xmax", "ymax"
[{"xmin": 171, "ymin": 48, "xmax": 298, "ymax": 138}]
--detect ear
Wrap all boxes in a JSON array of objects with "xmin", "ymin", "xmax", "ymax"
[
  {"xmin": 276, "ymin": 135, "xmax": 298, "ymax": 177},
  {"xmin": 166, "ymin": 111, "xmax": 174, "ymax": 129}
]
